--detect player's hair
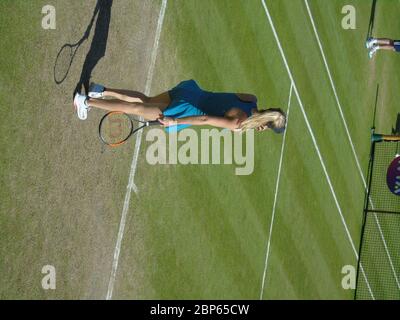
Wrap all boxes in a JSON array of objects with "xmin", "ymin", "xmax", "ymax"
[{"xmin": 238, "ymin": 108, "xmax": 286, "ymax": 133}]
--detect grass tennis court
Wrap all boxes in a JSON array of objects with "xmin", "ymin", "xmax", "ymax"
[{"xmin": 1, "ymin": 0, "xmax": 399, "ymax": 299}]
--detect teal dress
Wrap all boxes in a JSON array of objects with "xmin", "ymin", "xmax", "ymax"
[{"xmin": 163, "ymin": 80, "xmax": 257, "ymax": 132}]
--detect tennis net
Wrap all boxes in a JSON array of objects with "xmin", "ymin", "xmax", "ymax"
[{"xmin": 355, "ymin": 135, "xmax": 400, "ymax": 300}]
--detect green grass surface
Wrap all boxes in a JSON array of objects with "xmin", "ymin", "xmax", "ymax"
[{"xmin": 1, "ymin": 0, "xmax": 399, "ymax": 299}]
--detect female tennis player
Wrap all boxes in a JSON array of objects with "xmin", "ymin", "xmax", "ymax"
[{"xmin": 73, "ymin": 79, "xmax": 286, "ymax": 133}]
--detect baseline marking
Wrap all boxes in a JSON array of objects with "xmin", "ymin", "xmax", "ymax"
[
  {"xmin": 261, "ymin": 0, "xmax": 374, "ymax": 299},
  {"xmin": 260, "ymin": 83, "xmax": 293, "ymax": 300},
  {"xmin": 106, "ymin": 0, "xmax": 168, "ymax": 300}
]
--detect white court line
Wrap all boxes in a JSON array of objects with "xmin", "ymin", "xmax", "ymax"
[
  {"xmin": 259, "ymin": 83, "xmax": 293, "ymax": 300},
  {"xmin": 106, "ymin": 0, "xmax": 168, "ymax": 300},
  {"xmin": 304, "ymin": 0, "xmax": 400, "ymax": 291},
  {"xmin": 260, "ymin": 0, "xmax": 375, "ymax": 299}
]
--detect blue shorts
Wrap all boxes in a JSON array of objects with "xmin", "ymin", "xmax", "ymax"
[
  {"xmin": 163, "ymin": 80, "xmax": 206, "ymax": 132},
  {"xmin": 394, "ymin": 41, "xmax": 400, "ymax": 52}
]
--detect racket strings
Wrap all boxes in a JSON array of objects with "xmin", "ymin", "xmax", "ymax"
[{"xmin": 100, "ymin": 113, "xmax": 133, "ymax": 146}]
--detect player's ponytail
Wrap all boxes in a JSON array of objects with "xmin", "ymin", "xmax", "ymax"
[{"xmin": 238, "ymin": 108, "xmax": 286, "ymax": 133}]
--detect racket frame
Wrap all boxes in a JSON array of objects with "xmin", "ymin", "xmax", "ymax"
[{"xmin": 99, "ymin": 111, "xmax": 159, "ymax": 147}]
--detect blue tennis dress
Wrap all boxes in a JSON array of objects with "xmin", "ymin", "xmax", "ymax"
[{"xmin": 163, "ymin": 80, "xmax": 257, "ymax": 132}]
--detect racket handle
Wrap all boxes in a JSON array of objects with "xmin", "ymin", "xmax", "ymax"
[{"xmin": 147, "ymin": 120, "xmax": 160, "ymax": 126}]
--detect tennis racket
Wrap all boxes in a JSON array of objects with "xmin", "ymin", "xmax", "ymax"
[{"xmin": 99, "ymin": 111, "xmax": 160, "ymax": 147}]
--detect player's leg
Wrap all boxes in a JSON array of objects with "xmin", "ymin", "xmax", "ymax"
[
  {"xmin": 104, "ymin": 91, "xmax": 171, "ymax": 109},
  {"xmin": 87, "ymin": 98, "xmax": 166, "ymax": 121},
  {"xmin": 366, "ymin": 37, "xmax": 393, "ymax": 48},
  {"xmin": 376, "ymin": 44, "xmax": 396, "ymax": 50},
  {"xmin": 147, "ymin": 92, "xmax": 171, "ymax": 105},
  {"xmin": 89, "ymin": 83, "xmax": 172, "ymax": 106},
  {"xmin": 103, "ymin": 88, "xmax": 149, "ymax": 103},
  {"xmin": 74, "ymin": 92, "xmax": 167, "ymax": 121},
  {"xmin": 375, "ymin": 38, "xmax": 393, "ymax": 45},
  {"xmin": 89, "ymin": 83, "xmax": 149, "ymax": 102},
  {"xmin": 104, "ymin": 90, "xmax": 171, "ymax": 105},
  {"xmin": 369, "ymin": 43, "xmax": 396, "ymax": 59}
]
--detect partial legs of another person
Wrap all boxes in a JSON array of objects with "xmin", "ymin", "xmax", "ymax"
[{"xmin": 366, "ymin": 37, "xmax": 398, "ymax": 59}]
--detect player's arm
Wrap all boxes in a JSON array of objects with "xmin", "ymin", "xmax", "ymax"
[{"xmin": 159, "ymin": 115, "xmax": 240, "ymax": 130}]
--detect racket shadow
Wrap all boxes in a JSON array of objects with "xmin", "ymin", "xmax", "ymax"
[
  {"xmin": 73, "ymin": 0, "xmax": 113, "ymax": 96},
  {"xmin": 53, "ymin": 0, "xmax": 113, "ymax": 89}
]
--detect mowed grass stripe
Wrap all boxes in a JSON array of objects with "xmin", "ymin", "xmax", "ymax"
[
  {"xmin": 266, "ymin": 0, "xmax": 365, "ymax": 237},
  {"xmin": 262, "ymin": 97, "xmax": 353, "ymax": 299},
  {"xmin": 122, "ymin": 2, "xmax": 356, "ymax": 298},
  {"xmin": 126, "ymin": 166, "xmax": 264, "ymax": 299},
  {"xmin": 260, "ymin": 6, "xmax": 372, "ymax": 295},
  {"xmin": 304, "ymin": 0, "xmax": 380, "ymax": 179},
  {"xmin": 308, "ymin": 0, "xmax": 400, "ymax": 138},
  {"xmin": 1, "ymin": 0, "xmax": 172, "ymax": 299},
  {"xmin": 305, "ymin": 0, "xmax": 400, "ymax": 292},
  {"xmin": 122, "ymin": 0, "xmax": 354, "ymax": 298},
  {"xmin": 108, "ymin": 0, "xmax": 398, "ymax": 299},
  {"xmin": 114, "ymin": 0, "xmax": 292, "ymax": 299},
  {"xmin": 307, "ymin": 0, "xmax": 400, "ymax": 296},
  {"xmin": 358, "ymin": 215, "xmax": 400, "ymax": 299},
  {"xmin": 261, "ymin": 0, "xmax": 374, "ymax": 298},
  {"xmin": 5, "ymin": 0, "xmax": 400, "ymax": 300},
  {"xmin": 260, "ymin": 84, "xmax": 293, "ymax": 300}
]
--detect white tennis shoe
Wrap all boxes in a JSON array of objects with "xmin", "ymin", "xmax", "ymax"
[
  {"xmin": 365, "ymin": 37, "xmax": 377, "ymax": 49},
  {"xmin": 74, "ymin": 93, "xmax": 90, "ymax": 120},
  {"xmin": 88, "ymin": 83, "xmax": 105, "ymax": 98},
  {"xmin": 369, "ymin": 46, "xmax": 379, "ymax": 59}
]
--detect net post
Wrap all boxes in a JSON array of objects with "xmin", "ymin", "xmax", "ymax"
[
  {"xmin": 371, "ymin": 133, "xmax": 382, "ymax": 143},
  {"xmin": 354, "ymin": 140, "xmax": 376, "ymax": 300}
]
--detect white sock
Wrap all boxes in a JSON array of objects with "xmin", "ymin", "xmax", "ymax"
[{"xmin": 84, "ymin": 96, "xmax": 91, "ymax": 110}]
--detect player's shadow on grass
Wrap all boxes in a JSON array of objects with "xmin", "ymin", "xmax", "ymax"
[
  {"xmin": 53, "ymin": 0, "xmax": 113, "ymax": 95},
  {"xmin": 74, "ymin": 0, "xmax": 113, "ymax": 96},
  {"xmin": 367, "ymin": 0, "xmax": 378, "ymax": 39}
]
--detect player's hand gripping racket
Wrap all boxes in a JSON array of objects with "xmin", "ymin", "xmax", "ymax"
[{"xmin": 99, "ymin": 111, "xmax": 160, "ymax": 147}]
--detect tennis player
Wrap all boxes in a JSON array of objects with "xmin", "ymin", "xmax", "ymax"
[
  {"xmin": 366, "ymin": 37, "xmax": 400, "ymax": 59},
  {"xmin": 73, "ymin": 79, "xmax": 286, "ymax": 133}
]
